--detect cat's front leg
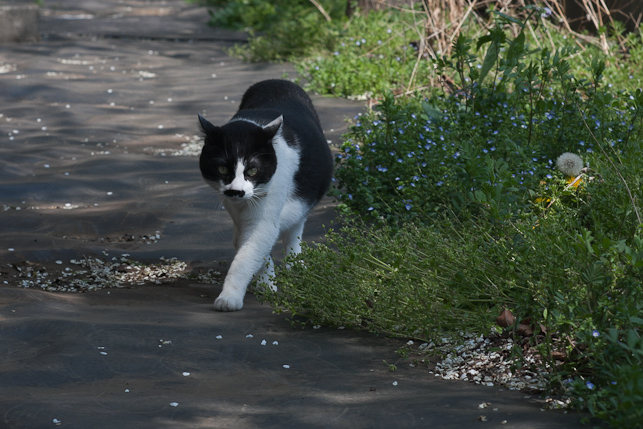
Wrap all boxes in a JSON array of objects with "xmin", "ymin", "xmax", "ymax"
[
  {"xmin": 214, "ymin": 225, "xmax": 278, "ymax": 311},
  {"xmin": 214, "ymin": 256, "xmax": 255, "ymax": 311}
]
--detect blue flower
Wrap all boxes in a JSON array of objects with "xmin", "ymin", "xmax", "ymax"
[
  {"xmin": 592, "ymin": 330, "xmax": 600, "ymax": 337},
  {"xmin": 405, "ymin": 203, "xmax": 412, "ymax": 210},
  {"xmin": 586, "ymin": 381, "xmax": 595, "ymax": 390}
]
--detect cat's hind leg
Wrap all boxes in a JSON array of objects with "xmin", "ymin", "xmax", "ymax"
[
  {"xmin": 282, "ymin": 218, "xmax": 305, "ymax": 256},
  {"xmin": 255, "ymin": 255, "xmax": 276, "ymax": 291}
]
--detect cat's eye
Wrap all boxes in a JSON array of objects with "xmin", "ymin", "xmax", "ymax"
[
  {"xmin": 246, "ymin": 167, "xmax": 258, "ymax": 177},
  {"xmin": 218, "ymin": 166, "xmax": 228, "ymax": 175}
]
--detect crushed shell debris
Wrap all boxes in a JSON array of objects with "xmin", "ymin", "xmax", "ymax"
[
  {"xmin": 410, "ymin": 333, "xmax": 572, "ymax": 410},
  {"xmin": 5, "ymin": 253, "xmax": 222, "ymax": 293}
]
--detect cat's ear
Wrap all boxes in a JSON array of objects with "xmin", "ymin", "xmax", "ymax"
[
  {"xmin": 198, "ymin": 113, "xmax": 220, "ymax": 136},
  {"xmin": 262, "ymin": 115, "xmax": 283, "ymax": 139}
]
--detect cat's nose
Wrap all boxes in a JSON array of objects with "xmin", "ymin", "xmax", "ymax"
[{"xmin": 224, "ymin": 189, "xmax": 245, "ymax": 198}]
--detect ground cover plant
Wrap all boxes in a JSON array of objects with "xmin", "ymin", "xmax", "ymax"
[{"xmin": 196, "ymin": 1, "xmax": 642, "ymax": 426}]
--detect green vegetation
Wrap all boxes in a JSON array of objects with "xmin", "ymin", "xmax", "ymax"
[
  {"xmin": 191, "ymin": 0, "xmax": 347, "ymax": 61},
  {"xmin": 196, "ymin": 1, "xmax": 643, "ymax": 425}
]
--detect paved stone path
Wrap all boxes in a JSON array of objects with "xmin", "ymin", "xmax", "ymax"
[{"xmin": 0, "ymin": 1, "xmax": 592, "ymax": 427}]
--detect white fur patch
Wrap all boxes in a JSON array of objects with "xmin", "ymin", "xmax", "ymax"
[{"xmin": 222, "ymin": 160, "xmax": 254, "ymax": 197}]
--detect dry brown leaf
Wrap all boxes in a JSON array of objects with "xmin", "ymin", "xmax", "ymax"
[{"xmin": 496, "ymin": 309, "xmax": 516, "ymax": 328}]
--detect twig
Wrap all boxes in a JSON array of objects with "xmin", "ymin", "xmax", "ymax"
[
  {"xmin": 309, "ymin": 0, "xmax": 331, "ymax": 22},
  {"xmin": 449, "ymin": 0, "xmax": 478, "ymax": 44}
]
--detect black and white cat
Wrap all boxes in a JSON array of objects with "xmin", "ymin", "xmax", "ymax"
[{"xmin": 198, "ymin": 79, "xmax": 333, "ymax": 311}]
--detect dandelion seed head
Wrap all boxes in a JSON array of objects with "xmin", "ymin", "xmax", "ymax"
[{"xmin": 556, "ymin": 152, "xmax": 583, "ymax": 177}]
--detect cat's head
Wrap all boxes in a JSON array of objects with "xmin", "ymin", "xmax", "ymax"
[{"xmin": 198, "ymin": 114, "xmax": 281, "ymax": 201}]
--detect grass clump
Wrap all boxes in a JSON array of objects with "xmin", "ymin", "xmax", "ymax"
[
  {"xmin": 192, "ymin": 0, "xmax": 346, "ymax": 61},
  {"xmin": 261, "ymin": 219, "xmax": 504, "ymax": 341}
]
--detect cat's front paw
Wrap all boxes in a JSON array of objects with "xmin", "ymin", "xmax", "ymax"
[{"xmin": 213, "ymin": 293, "xmax": 244, "ymax": 311}]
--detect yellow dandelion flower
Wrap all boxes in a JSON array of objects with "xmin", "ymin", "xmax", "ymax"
[{"xmin": 566, "ymin": 176, "xmax": 583, "ymax": 188}]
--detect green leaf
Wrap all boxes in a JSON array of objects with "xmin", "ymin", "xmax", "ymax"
[
  {"xmin": 630, "ymin": 317, "xmax": 643, "ymax": 326},
  {"xmin": 492, "ymin": 11, "xmax": 524, "ymax": 26},
  {"xmin": 478, "ymin": 29, "xmax": 503, "ymax": 85},
  {"xmin": 476, "ymin": 34, "xmax": 493, "ymax": 51},
  {"xmin": 421, "ymin": 101, "xmax": 442, "ymax": 121}
]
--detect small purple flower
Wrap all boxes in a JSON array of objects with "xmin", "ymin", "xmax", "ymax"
[
  {"xmin": 592, "ymin": 330, "xmax": 600, "ymax": 337},
  {"xmin": 405, "ymin": 203, "xmax": 412, "ymax": 210},
  {"xmin": 586, "ymin": 381, "xmax": 595, "ymax": 390}
]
